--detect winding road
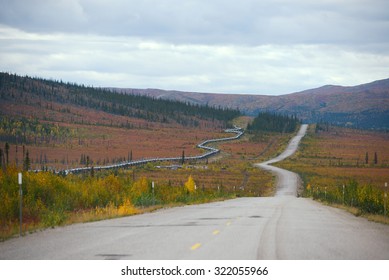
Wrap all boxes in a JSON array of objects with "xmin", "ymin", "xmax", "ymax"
[
  {"xmin": 255, "ymin": 124, "xmax": 308, "ymax": 196},
  {"xmin": 1, "ymin": 124, "xmax": 389, "ymax": 259}
]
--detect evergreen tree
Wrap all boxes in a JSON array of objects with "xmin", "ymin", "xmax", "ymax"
[
  {"xmin": 0, "ymin": 72, "xmax": 240, "ymax": 128},
  {"xmin": 23, "ymin": 149, "xmax": 31, "ymax": 171},
  {"xmin": 5, "ymin": 142, "xmax": 9, "ymax": 165},
  {"xmin": 248, "ymin": 112, "xmax": 300, "ymax": 133}
]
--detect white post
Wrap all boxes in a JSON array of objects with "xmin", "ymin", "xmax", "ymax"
[
  {"xmin": 18, "ymin": 173, "xmax": 22, "ymax": 237},
  {"xmin": 385, "ymin": 182, "xmax": 387, "ymax": 221},
  {"xmin": 343, "ymin": 184, "xmax": 345, "ymax": 204},
  {"xmin": 152, "ymin": 181, "xmax": 155, "ymax": 205}
]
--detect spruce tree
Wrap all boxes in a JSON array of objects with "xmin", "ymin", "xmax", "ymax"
[
  {"xmin": 5, "ymin": 142, "xmax": 9, "ymax": 165},
  {"xmin": 24, "ymin": 149, "xmax": 31, "ymax": 171}
]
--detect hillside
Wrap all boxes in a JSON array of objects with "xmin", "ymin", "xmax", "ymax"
[
  {"xmin": 0, "ymin": 73, "xmax": 239, "ymax": 128},
  {"xmin": 1, "ymin": 72, "xmax": 388, "ymax": 131},
  {"xmin": 0, "ymin": 73, "xmax": 240, "ymax": 171},
  {"xmin": 266, "ymin": 79, "xmax": 389, "ymax": 129},
  {"xmin": 113, "ymin": 78, "xmax": 389, "ymax": 130}
]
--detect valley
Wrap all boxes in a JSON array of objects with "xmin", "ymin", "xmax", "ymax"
[
  {"xmin": 1, "ymin": 72, "xmax": 388, "ymax": 247},
  {"xmin": 0, "ymin": 74, "xmax": 293, "ymax": 239}
]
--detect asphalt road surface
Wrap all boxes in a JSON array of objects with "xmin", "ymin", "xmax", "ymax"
[
  {"xmin": 1, "ymin": 124, "xmax": 389, "ymax": 260},
  {"xmin": 255, "ymin": 124, "xmax": 308, "ymax": 197}
]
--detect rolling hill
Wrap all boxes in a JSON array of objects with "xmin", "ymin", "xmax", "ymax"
[
  {"xmin": 1, "ymin": 72, "xmax": 388, "ymax": 130},
  {"xmin": 113, "ymin": 78, "xmax": 389, "ymax": 130},
  {"xmin": 0, "ymin": 73, "xmax": 240, "ymax": 171},
  {"xmin": 0, "ymin": 72, "xmax": 239, "ymax": 128}
]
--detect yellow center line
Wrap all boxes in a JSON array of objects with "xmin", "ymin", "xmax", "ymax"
[
  {"xmin": 213, "ymin": 230, "xmax": 220, "ymax": 235},
  {"xmin": 226, "ymin": 221, "xmax": 232, "ymax": 226},
  {"xmin": 190, "ymin": 243, "xmax": 201, "ymax": 250}
]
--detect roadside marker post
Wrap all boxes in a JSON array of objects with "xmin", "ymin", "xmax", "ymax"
[
  {"xmin": 18, "ymin": 172, "xmax": 23, "ymax": 237},
  {"xmin": 385, "ymin": 182, "xmax": 387, "ymax": 222},
  {"xmin": 152, "ymin": 181, "xmax": 155, "ymax": 206}
]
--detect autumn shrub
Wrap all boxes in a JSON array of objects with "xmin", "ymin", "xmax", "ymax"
[
  {"xmin": 130, "ymin": 177, "xmax": 155, "ymax": 207},
  {"xmin": 41, "ymin": 209, "xmax": 68, "ymax": 228},
  {"xmin": 0, "ymin": 167, "xmax": 24, "ymax": 226},
  {"xmin": 184, "ymin": 175, "xmax": 196, "ymax": 193},
  {"xmin": 118, "ymin": 199, "xmax": 137, "ymax": 216},
  {"xmin": 310, "ymin": 180, "xmax": 387, "ymax": 216},
  {"xmin": 1, "ymin": 165, "xmax": 239, "ymax": 240},
  {"xmin": 154, "ymin": 183, "xmax": 184, "ymax": 203},
  {"xmin": 0, "ymin": 168, "xmax": 135, "ymax": 233}
]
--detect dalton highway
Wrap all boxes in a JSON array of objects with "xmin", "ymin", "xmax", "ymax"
[{"xmin": 1, "ymin": 124, "xmax": 389, "ymax": 259}]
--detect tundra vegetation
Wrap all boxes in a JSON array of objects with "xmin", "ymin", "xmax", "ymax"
[
  {"xmin": 0, "ymin": 123, "xmax": 291, "ymax": 240},
  {"xmin": 0, "ymin": 74, "xmax": 300, "ymax": 240},
  {"xmin": 277, "ymin": 124, "xmax": 389, "ymax": 222}
]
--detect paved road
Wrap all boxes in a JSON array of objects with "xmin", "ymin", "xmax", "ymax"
[
  {"xmin": 255, "ymin": 124, "xmax": 308, "ymax": 196},
  {"xmin": 1, "ymin": 124, "xmax": 389, "ymax": 259}
]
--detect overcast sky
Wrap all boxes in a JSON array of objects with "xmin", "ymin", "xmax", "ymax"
[{"xmin": 1, "ymin": 0, "xmax": 389, "ymax": 95}]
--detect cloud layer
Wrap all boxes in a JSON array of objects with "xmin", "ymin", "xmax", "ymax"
[{"xmin": 1, "ymin": 0, "xmax": 389, "ymax": 94}]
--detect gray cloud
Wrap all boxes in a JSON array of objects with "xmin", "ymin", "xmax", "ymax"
[
  {"xmin": 0, "ymin": 0, "xmax": 389, "ymax": 94},
  {"xmin": 2, "ymin": 0, "xmax": 388, "ymax": 45}
]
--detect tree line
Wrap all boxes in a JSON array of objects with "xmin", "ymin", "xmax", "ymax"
[
  {"xmin": 0, "ymin": 142, "xmax": 31, "ymax": 171},
  {"xmin": 0, "ymin": 115, "xmax": 72, "ymax": 145},
  {"xmin": 0, "ymin": 72, "xmax": 240, "ymax": 127},
  {"xmin": 247, "ymin": 112, "xmax": 300, "ymax": 133}
]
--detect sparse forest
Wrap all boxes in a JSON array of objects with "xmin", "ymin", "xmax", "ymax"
[
  {"xmin": 0, "ymin": 72, "xmax": 240, "ymax": 127},
  {"xmin": 0, "ymin": 72, "xmax": 241, "ymax": 171},
  {"xmin": 247, "ymin": 111, "xmax": 300, "ymax": 133},
  {"xmin": 0, "ymin": 115, "xmax": 72, "ymax": 145},
  {"xmin": 0, "ymin": 73, "xmax": 282, "ymax": 240}
]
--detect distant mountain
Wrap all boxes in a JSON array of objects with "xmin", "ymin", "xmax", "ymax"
[{"xmin": 112, "ymin": 78, "xmax": 389, "ymax": 130}]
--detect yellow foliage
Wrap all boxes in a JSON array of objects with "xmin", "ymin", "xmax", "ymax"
[
  {"xmin": 185, "ymin": 175, "xmax": 196, "ymax": 193},
  {"xmin": 118, "ymin": 199, "xmax": 137, "ymax": 216},
  {"xmin": 132, "ymin": 177, "xmax": 149, "ymax": 197},
  {"xmin": 104, "ymin": 174, "xmax": 121, "ymax": 192},
  {"xmin": 92, "ymin": 199, "xmax": 137, "ymax": 219}
]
